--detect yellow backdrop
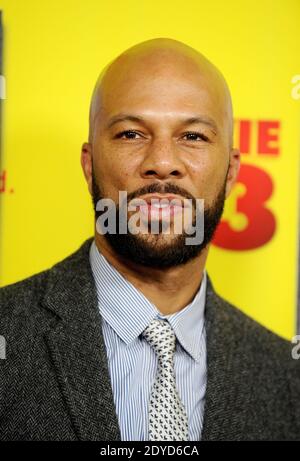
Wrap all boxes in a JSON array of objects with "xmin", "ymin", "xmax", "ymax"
[{"xmin": 0, "ymin": 0, "xmax": 299, "ymax": 340}]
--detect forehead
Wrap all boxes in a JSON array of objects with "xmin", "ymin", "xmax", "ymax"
[{"xmin": 97, "ymin": 60, "xmax": 228, "ymax": 129}]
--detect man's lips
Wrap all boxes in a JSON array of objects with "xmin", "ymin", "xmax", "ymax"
[
  {"xmin": 128, "ymin": 194, "xmax": 192, "ymax": 220},
  {"xmin": 129, "ymin": 194, "xmax": 189, "ymax": 206}
]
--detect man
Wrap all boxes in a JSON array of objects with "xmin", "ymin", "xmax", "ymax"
[{"xmin": 0, "ymin": 38, "xmax": 299, "ymax": 441}]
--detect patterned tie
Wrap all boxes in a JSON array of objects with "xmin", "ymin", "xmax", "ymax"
[{"xmin": 142, "ymin": 318, "xmax": 189, "ymax": 441}]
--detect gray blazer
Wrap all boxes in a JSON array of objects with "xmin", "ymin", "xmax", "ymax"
[{"xmin": 0, "ymin": 237, "xmax": 299, "ymax": 441}]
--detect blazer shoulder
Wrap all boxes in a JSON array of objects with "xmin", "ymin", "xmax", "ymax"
[
  {"xmin": 0, "ymin": 268, "xmax": 55, "ymax": 348},
  {"xmin": 225, "ymin": 293, "xmax": 291, "ymax": 352},
  {"xmin": 0, "ymin": 269, "xmax": 49, "ymax": 318},
  {"xmin": 206, "ymin": 275, "xmax": 296, "ymax": 362},
  {"xmin": 0, "ymin": 237, "xmax": 93, "ymax": 324},
  {"xmin": 209, "ymin": 280, "xmax": 300, "ymax": 408}
]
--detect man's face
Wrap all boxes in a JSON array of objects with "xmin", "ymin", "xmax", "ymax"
[{"xmin": 83, "ymin": 56, "xmax": 238, "ymax": 267}]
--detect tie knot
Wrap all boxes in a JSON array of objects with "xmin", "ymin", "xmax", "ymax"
[{"xmin": 142, "ymin": 319, "xmax": 176, "ymax": 359}]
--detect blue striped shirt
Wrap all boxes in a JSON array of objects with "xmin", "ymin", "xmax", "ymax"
[{"xmin": 89, "ymin": 239, "xmax": 207, "ymax": 441}]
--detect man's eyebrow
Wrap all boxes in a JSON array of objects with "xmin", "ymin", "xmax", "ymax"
[
  {"xmin": 182, "ymin": 116, "xmax": 218, "ymax": 134},
  {"xmin": 107, "ymin": 114, "xmax": 145, "ymax": 129},
  {"xmin": 107, "ymin": 113, "xmax": 218, "ymax": 134}
]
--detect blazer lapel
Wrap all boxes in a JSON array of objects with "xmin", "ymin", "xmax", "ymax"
[
  {"xmin": 41, "ymin": 238, "xmax": 255, "ymax": 441},
  {"xmin": 201, "ymin": 275, "xmax": 254, "ymax": 441},
  {"xmin": 42, "ymin": 238, "xmax": 121, "ymax": 441}
]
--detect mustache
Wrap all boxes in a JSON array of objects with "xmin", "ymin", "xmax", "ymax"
[
  {"xmin": 91, "ymin": 166, "xmax": 198, "ymax": 210},
  {"xmin": 126, "ymin": 183, "xmax": 197, "ymax": 207}
]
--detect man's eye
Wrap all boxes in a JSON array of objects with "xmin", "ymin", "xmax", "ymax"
[
  {"xmin": 115, "ymin": 130, "xmax": 142, "ymax": 139},
  {"xmin": 182, "ymin": 132, "xmax": 210, "ymax": 142}
]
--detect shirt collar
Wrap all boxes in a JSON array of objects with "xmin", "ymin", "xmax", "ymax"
[{"xmin": 89, "ymin": 239, "xmax": 206, "ymax": 363}]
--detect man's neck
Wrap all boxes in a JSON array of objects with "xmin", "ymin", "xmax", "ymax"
[{"xmin": 94, "ymin": 234, "xmax": 209, "ymax": 316}]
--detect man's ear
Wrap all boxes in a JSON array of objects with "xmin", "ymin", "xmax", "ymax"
[
  {"xmin": 81, "ymin": 142, "xmax": 93, "ymax": 195},
  {"xmin": 225, "ymin": 148, "xmax": 241, "ymax": 199}
]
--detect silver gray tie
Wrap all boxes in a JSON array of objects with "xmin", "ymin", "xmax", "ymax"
[{"xmin": 142, "ymin": 318, "xmax": 189, "ymax": 441}]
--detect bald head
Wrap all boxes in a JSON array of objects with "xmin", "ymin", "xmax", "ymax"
[{"xmin": 88, "ymin": 38, "xmax": 233, "ymax": 147}]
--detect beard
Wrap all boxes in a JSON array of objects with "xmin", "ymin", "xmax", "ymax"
[{"xmin": 91, "ymin": 169, "xmax": 227, "ymax": 269}]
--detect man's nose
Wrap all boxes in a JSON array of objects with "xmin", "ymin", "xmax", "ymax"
[{"xmin": 139, "ymin": 138, "xmax": 186, "ymax": 180}]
